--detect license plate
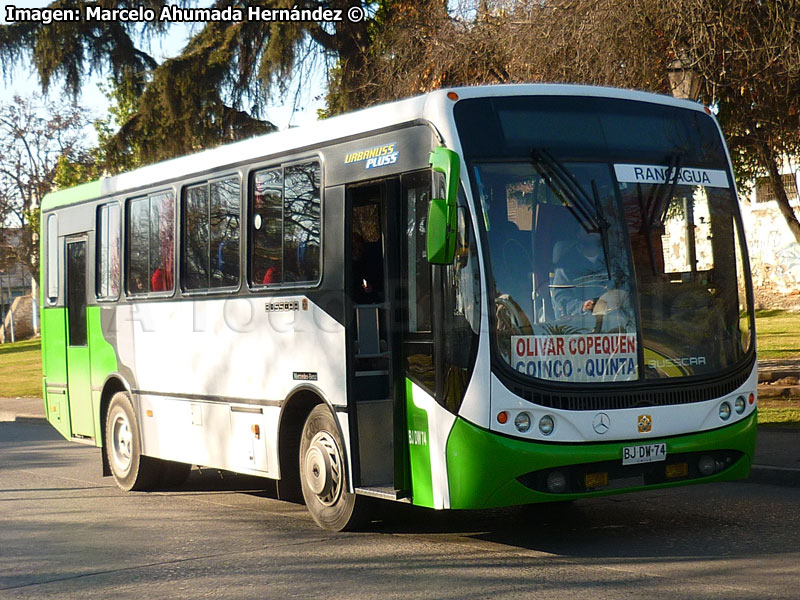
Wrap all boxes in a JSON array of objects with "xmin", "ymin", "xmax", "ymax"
[{"xmin": 622, "ymin": 443, "xmax": 667, "ymax": 465}]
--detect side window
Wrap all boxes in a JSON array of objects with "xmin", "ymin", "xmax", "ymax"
[
  {"xmin": 251, "ymin": 160, "xmax": 321, "ymax": 286},
  {"xmin": 183, "ymin": 176, "xmax": 240, "ymax": 290},
  {"xmin": 403, "ymin": 170, "xmax": 435, "ymax": 394},
  {"xmin": 46, "ymin": 213, "xmax": 58, "ymax": 303},
  {"xmin": 441, "ymin": 196, "xmax": 481, "ymax": 413},
  {"xmin": 127, "ymin": 191, "xmax": 175, "ymax": 294},
  {"xmin": 96, "ymin": 203, "xmax": 121, "ymax": 300},
  {"xmin": 251, "ymin": 168, "xmax": 283, "ymax": 285},
  {"xmin": 284, "ymin": 162, "xmax": 321, "ymax": 283},
  {"xmin": 404, "ymin": 171, "xmax": 432, "ymax": 333}
]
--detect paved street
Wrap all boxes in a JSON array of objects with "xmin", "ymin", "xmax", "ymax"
[{"xmin": 2, "ymin": 422, "xmax": 800, "ymax": 599}]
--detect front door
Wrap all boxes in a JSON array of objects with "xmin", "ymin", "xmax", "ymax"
[
  {"xmin": 346, "ymin": 179, "xmax": 401, "ymax": 490},
  {"xmin": 65, "ymin": 237, "xmax": 94, "ymax": 438}
]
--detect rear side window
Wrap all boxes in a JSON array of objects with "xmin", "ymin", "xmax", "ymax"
[
  {"xmin": 127, "ymin": 191, "xmax": 175, "ymax": 294},
  {"xmin": 97, "ymin": 203, "xmax": 121, "ymax": 300},
  {"xmin": 46, "ymin": 213, "xmax": 58, "ymax": 303}
]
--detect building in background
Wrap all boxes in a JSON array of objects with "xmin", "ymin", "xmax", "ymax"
[
  {"xmin": 0, "ymin": 227, "xmax": 36, "ymax": 341},
  {"xmin": 739, "ymin": 163, "xmax": 800, "ymax": 310}
]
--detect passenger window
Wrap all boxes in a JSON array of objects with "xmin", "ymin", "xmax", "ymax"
[
  {"xmin": 97, "ymin": 203, "xmax": 121, "ymax": 300},
  {"xmin": 46, "ymin": 213, "xmax": 58, "ymax": 303},
  {"xmin": 251, "ymin": 168, "xmax": 283, "ymax": 285},
  {"xmin": 250, "ymin": 160, "xmax": 321, "ymax": 286},
  {"xmin": 183, "ymin": 176, "xmax": 240, "ymax": 290},
  {"xmin": 127, "ymin": 191, "xmax": 175, "ymax": 294}
]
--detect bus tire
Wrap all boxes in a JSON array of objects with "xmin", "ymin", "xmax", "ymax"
[
  {"xmin": 299, "ymin": 404, "xmax": 367, "ymax": 531},
  {"xmin": 105, "ymin": 391, "xmax": 162, "ymax": 491}
]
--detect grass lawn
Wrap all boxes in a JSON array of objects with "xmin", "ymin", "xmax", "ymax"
[
  {"xmin": 757, "ymin": 399, "xmax": 800, "ymax": 428},
  {"xmin": 754, "ymin": 309, "xmax": 800, "ymax": 360},
  {"xmin": 0, "ymin": 339, "xmax": 42, "ymax": 398}
]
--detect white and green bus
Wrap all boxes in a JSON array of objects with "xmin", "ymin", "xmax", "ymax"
[{"xmin": 40, "ymin": 84, "xmax": 757, "ymax": 531}]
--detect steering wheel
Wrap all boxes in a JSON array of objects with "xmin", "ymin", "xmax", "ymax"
[{"xmin": 495, "ymin": 294, "xmax": 532, "ymax": 336}]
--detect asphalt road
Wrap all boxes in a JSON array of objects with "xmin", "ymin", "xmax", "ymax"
[{"xmin": 1, "ymin": 421, "xmax": 799, "ymax": 600}]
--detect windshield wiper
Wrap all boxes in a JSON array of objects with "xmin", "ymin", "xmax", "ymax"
[
  {"xmin": 532, "ymin": 148, "xmax": 599, "ymax": 233},
  {"xmin": 637, "ymin": 154, "xmax": 682, "ymax": 275},
  {"xmin": 531, "ymin": 148, "xmax": 612, "ymax": 279}
]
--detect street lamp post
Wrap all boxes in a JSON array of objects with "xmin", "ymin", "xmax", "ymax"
[{"xmin": 667, "ymin": 53, "xmax": 703, "ymax": 101}]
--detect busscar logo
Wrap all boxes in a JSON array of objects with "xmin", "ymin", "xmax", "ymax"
[
  {"xmin": 344, "ymin": 142, "xmax": 399, "ymax": 170},
  {"xmin": 637, "ymin": 414, "xmax": 653, "ymax": 433}
]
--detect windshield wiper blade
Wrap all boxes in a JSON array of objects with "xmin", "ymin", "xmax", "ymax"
[
  {"xmin": 531, "ymin": 148, "xmax": 599, "ymax": 232},
  {"xmin": 639, "ymin": 154, "xmax": 682, "ymax": 275},
  {"xmin": 532, "ymin": 148, "xmax": 612, "ymax": 279},
  {"xmin": 646, "ymin": 154, "xmax": 682, "ymax": 226}
]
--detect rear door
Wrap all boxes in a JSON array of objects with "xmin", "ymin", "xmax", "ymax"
[{"xmin": 65, "ymin": 236, "xmax": 95, "ymax": 439}]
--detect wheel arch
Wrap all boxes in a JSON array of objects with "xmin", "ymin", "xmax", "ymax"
[
  {"xmin": 276, "ymin": 386, "xmax": 348, "ymax": 502},
  {"xmin": 99, "ymin": 374, "xmax": 132, "ymax": 477}
]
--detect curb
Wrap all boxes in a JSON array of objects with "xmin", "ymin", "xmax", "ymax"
[
  {"xmin": 748, "ymin": 465, "xmax": 800, "ymax": 487},
  {"xmin": 0, "ymin": 412, "xmax": 48, "ymax": 425},
  {"xmin": 758, "ymin": 384, "xmax": 800, "ymax": 398}
]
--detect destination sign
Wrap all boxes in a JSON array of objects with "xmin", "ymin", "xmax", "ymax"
[
  {"xmin": 614, "ymin": 164, "xmax": 730, "ymax": 188},
  {"xmin": 511, "ymin": 333, "xmax": 638, "ymax": 383}
]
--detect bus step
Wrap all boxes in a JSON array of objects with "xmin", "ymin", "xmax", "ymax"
[{"xmin": 355, "ymin": 486, "xmax": 411, "ymax": 502}]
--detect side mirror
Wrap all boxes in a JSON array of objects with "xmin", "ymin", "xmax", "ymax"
[{"xmin": 426, "ymin": 147, "xmax": 460, "ymax": 265}]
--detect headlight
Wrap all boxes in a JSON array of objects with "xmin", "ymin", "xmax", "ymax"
[
  {"xmin": 734, "ymin": 396, "xmax": 746, "ymax": 414},
  {"xmin": 514, "ymin": 411, "xmax": 532, "ymax": 432},
  {"xmin": 539, "ymin": 415, "xmax": 555, "ymax": 435},
  {"xmin": 719, "ymin": 402, "xmax": 731, "ymax": 421}
]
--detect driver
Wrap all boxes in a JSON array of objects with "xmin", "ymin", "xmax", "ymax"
[{"xmin": 551, "ymin": 232, "xmax": 610, "ymax": 317}]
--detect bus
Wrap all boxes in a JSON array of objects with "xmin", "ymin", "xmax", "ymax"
[{"xmin": 40, "ymin": 84, "xmax": 757, "ymax": 531}]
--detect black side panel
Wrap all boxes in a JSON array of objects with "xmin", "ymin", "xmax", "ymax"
[
  {"xmin": 305, "ymin": 185, "xmax": 346, "ymax": 327},
  {"xmin": 323, "ymin": 126, "xmax": 437, "ymax": 187}
]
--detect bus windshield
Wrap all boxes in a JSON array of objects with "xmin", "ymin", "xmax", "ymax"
[{"xmin": 455, "ymin": 96, "xmax": 753, "ymax": 384}]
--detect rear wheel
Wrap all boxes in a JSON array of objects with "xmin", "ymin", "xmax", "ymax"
[
  {"xmin": 299, "ymin": 404, "xmax": 367, "ymax": 531},
  {"xmin": 105, "ymin": 392, "xmax": 162, "ymax": 491}
]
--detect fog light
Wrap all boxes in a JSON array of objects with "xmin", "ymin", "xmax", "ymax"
[
  {"xmin": 719, "ymin": 402, "xmax": 731, "ymax": 421},
  {"xmin": 734, "ymin": 396, "xmax": 746, "ymax": 414},
  {"xmin": 514, "ymin": 411, "xmax": 532, "ymax": 432},
  {"xmin": 546, "ymin": 471, "xmax": 568, "ymax": 493},
  {"xmin": 539, "ymin": 415, "xmax": 555, "ymax": 436},
  {"xmin": 698, "ymin": 455, "xmax": 716, "ymax": 476}
]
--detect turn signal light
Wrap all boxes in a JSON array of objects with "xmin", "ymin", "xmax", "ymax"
[
  {"xmin": 251, "ymin": 424, "xmax": 260, "ymax": 439},
  {"xmin": 584, "ymin": 472, "xmax": 608, "ymax": 489},
  {"xmin": 497, "ymin": 411, "xmax": 509, "ymax": 424},
  {"xmin": 447, "ymin": 91, "xmax": 459, "ymax": 101},
  {"xmin": 666, "ymin": 462, "xmax": 689, "ymax": 479}
]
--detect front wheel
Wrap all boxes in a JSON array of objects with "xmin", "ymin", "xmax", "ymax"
[
  {"xmin": 299, "ymin": 404, "xmax": 367, "ymax": 531},
  {"xmin": 105, "ymin": 392, "xmax": 162, "ymax": 491}
]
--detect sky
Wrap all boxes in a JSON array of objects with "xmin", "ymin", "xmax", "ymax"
[{"xmin": 0, "ymin": 0, "xmax": 326, "ymax": 140}]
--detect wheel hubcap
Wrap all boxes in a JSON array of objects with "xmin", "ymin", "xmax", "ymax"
[
  {"xmin": 304, "ymin": 431, "xmax": 342, "ymax": 506},
  {"xmin": 111, "ymin": 412, "xmax": 133, "ymax": 475}
]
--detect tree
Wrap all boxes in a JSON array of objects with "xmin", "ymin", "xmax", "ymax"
[
  {"xmin": 360, "ymin": 0, "xmax": 800, "ymax": 242},
  {"xmin": 0, "ymin": 1, "xmax": 384, "ymax": 170},
  {"xmin": 665, "ymin": 0, "xmax": 800, "ymax": 243},
  {"xmin": 0, "ymin": 95, "xmax": 93, "ymax": 282}
]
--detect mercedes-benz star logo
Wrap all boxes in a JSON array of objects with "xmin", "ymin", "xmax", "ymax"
[{"xmin": 593, "ymin": 412, "xmax": 611, "ymax": 434}]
